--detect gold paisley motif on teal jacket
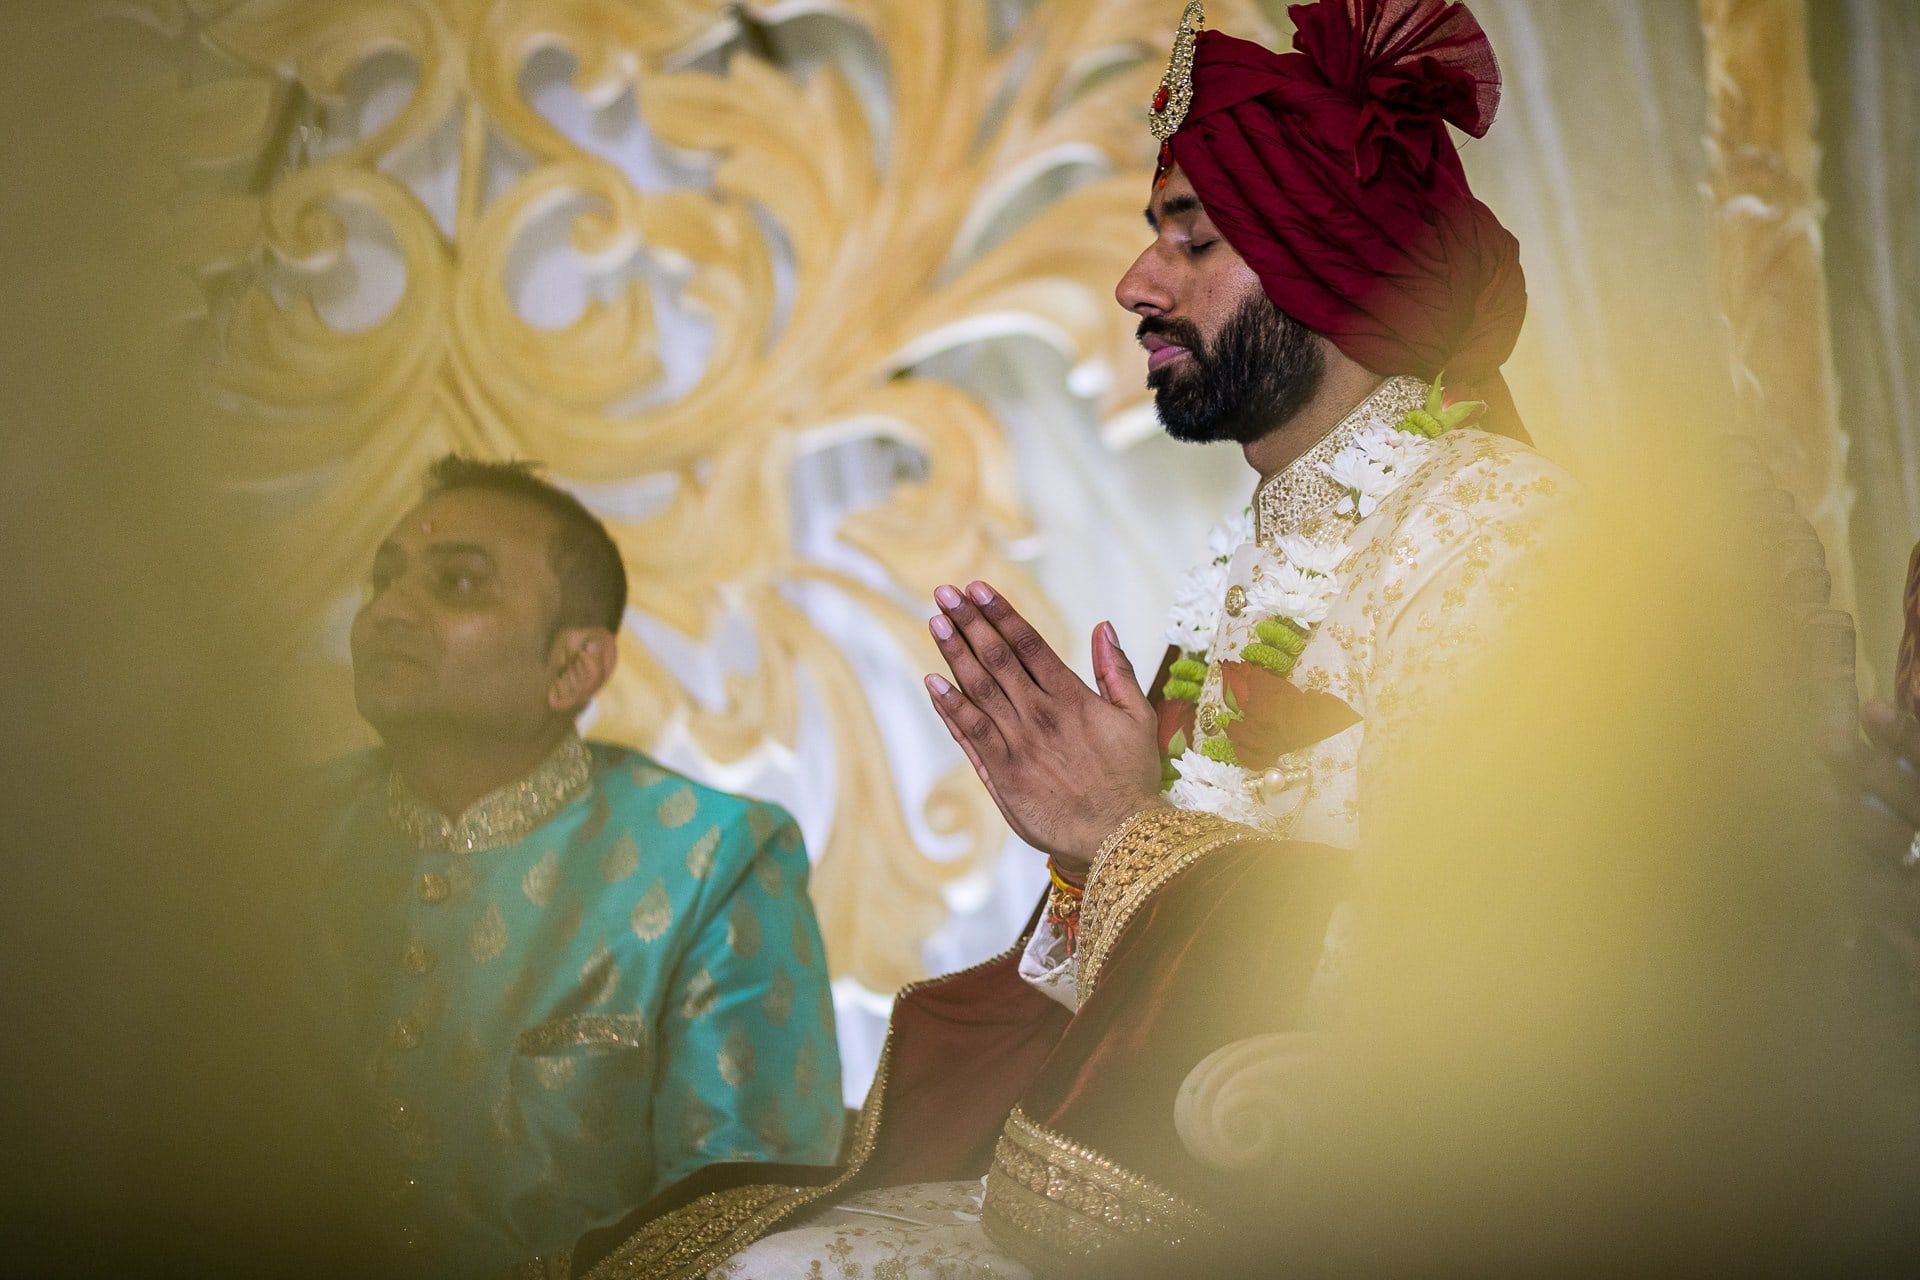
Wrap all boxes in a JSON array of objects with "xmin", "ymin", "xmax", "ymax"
[{"xmin": 307, "ymin": 737, "xmax": 842, "ymax": 1275}]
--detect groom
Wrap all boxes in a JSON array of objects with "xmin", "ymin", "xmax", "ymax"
[{"xmin": 558, "ymin": 2, "xmax": 1569, "ymax": 1275}]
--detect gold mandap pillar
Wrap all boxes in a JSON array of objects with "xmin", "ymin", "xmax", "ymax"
[{"xmin": 1701, "ymin": 0, "xmax": 1860, "ymax": 628}]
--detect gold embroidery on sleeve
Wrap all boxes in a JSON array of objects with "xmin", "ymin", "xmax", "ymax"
[
  {"xmin": 1077, "ymin": 807, "xmax": 1260, "ymax": 1000},
  {"xmin": 579, "ymin": 941, "xmax": 618, "ymax": 1007},
  {"xmin": 793, "ymin": 1039, "xmax": 818, "ymax": 1098},
  {"xmin": 631, "ymin": 880, "xmax": 673, "ymax": 942},
  {"xmin": 686, "ymin": 826, "xmax": 721, "ymax": 879},
  {"xmin": 535, "ymin": 1056, "xmax": 577, "ymax": 1091},
  {"xmin": 600, "ymin": 832, "xmax": 640, "ymax": 882},
  {"xmin": 469, "ymin": 902, "xmax": 509, "ymax": 964},
  {"xmin": 680, "ymin": 965, "xmax": 718, "ymax": 1021},
  {"xmin": 754, "ymin": 1093, "xmax": 789, "ymax": 1152},
  {"xmin": 717, "ymin": 1025, "xmax": 755, "ymax": 1087},
  {"xmin": 763, "ymin": 966, "xmax": 795, "ymax": 1026},
  {"xmin": 522, "ymin": 848, "xmax": 559, "ymax": 907},
  {"xmin": 727, "ymin": 899, "xmax": 763, "ymax": 959},
  {"xmin": 753, "ymin": 854, "xmax": 783, "ymax": 896},
  {"xmin": 657, "ymin": 785, "xmax": 699, "ymax": 829}
]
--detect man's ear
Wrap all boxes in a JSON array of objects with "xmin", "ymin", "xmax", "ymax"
[{"xmin": 547, "ymin": 628, "xmax": 619, "ymax": 714}]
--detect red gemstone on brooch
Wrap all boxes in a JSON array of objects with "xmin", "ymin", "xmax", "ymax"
[{"xmin": 1152, "ymin": 85, "xmax": 1169, "ymax": 113}]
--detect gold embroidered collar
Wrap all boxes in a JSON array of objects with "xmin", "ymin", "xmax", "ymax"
[
  {"xmin": 1253, "ymin": 374, "xmax": 1429, "ymax": 545},
  {"xmin": 387, "ymin": 734, "xmax": 593, "ymax": 854}
]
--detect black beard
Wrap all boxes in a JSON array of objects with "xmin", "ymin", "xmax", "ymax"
[{"xmin": 1143, "ymin": 294, "xmax": 1325, "ymax": 445}]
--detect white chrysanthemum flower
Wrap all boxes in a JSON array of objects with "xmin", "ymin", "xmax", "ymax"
[
  {"xmin": 1273, "ymin": 533, "xmax": 1346, "ymax": 579},
  {"xmin": 1206, "ymin": 507, "xmax": 1255, "ymax": 564},
  {"xmin": 1165, "ymin": 509, "xmax": 1255, "ymax": 655},
  {"xmin": 1350, "ymin": 423, "xmax": 1410, "ymax": 467},
  {"xmin": 1320, "ymin": 446, "xmax": 1397, "ymax": 520},
  {"xmin": 1248, "ymin": 559, "xmax": 1336, "ymax": 626},
  {"xmin": 1164, "ymin": 557, "xmax": 1230, "ymax": 653},
  {"xmin": 1167, "ymin": 749, "xmax": 1266, "ymax": 826}
]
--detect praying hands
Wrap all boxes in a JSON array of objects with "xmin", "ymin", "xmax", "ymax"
[{"xmin": 923, "ymin": 581, "xmax": 1166, "ymax": 877}]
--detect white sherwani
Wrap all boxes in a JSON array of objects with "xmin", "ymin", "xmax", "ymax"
[
  {"xmin": 712, "ymin": 377, "xmax": 1575, "ymax": 1278},
  {"xmin": 1025, "ymin": 376, "xmax": 1574, "ymax": 1013}
]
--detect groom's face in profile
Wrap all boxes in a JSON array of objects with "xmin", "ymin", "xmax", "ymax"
[{"xmin": 1115, "ymin": 166, "xmax": 1326, "ymax": 445}]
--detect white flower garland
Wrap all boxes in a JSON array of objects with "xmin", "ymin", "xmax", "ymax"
[
  {"xmin": 1160, "ymin": 380, "xmax": 1470, "ymax": 826},
  {"xmin": 1163, "ymin": 507, "xmax": 1252, "ymax": 659}
]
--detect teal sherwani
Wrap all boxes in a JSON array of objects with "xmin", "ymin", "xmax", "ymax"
[{"xmin": 309, "ymin": 736, "xmax": 841, "ymax": 1274}]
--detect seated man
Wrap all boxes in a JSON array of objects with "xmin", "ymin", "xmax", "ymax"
[
  {"xmin": 554, "ymin": 2, "xmax": 1574, "ymax": 1276},
  {"xmin": 306, "ymin": 456, "xmax": 842, "ymax": 1274}
]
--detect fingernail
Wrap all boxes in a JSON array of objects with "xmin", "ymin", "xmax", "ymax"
[
  {"xmin": 1100, "ymin": 621, "xmax": 1118, "ymax": 647},
  {"xmin": 935, "ymin": 585, "xmax": 964, "ymax": 610},
  {"xmin": 930, "ymin": 615, "xmax": 954, "ymax": 641},
  {"xmin": 968, "ymin": 581, "xmax": 994, "ymax": 605},
  {"xmin": 927, "ymin": 674, "xmax": 952, "ymax": 696}
]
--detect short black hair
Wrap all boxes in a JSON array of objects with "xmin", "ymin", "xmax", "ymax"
[{"xmin": 423, "ymin": 455, "xmax": 627, "ymax": 633}]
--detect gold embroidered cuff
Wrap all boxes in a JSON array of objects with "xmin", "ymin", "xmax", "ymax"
[
  {"xmin": 1077, "ymin": 806, "xmax": 1261, "ymax": 999},
  {"xmin": 982, "ymin": 1105, "xmax": 1217, "ymax": 1269}
]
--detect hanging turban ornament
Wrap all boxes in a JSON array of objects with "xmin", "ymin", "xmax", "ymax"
[
  {"xmin": 1147, "ymin": 0, "xmax": 1531, "ymax": 437},
  {"xmin": 1148, "ymin": 1, "xmax": 1206, "ymax": 182}
]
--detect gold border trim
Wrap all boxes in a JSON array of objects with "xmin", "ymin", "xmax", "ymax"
[
  {"xmin": 982, "ymin": 1104, "xmax": 1218, "ymax": 1266},
  {"xmin": 1253, "ymin": 375, "xmax": 1430, "ymax": 546},
  {"xmin": 1077, "ymin": 806, "xmax": 1259, "ymax": 1000},
  {"xmin": 578, "ymin": 941, "xmax": 1027, "ymax": 1280},
  {"xmin": 388, "ymin": 734, "xmax": 593, "ymax": 854},
  {"xmin": 516, "ymin": 1013, "xmax": 648, "ymax": 1056}
]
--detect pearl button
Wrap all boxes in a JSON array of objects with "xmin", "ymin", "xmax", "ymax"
[
  {"xmin": 417, "ymin": 872, "xmax": 450, "ymax": 904},
  {"xmin": 390, "ymin": 1018, "xmax": 422, "ymax": 1051}
]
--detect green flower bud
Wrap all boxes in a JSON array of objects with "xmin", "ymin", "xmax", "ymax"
[
  {"xmin": 1162, "ymin": 678, "xmax": 1205, "ymax": 702},
  {"xmin": 1241, "ymin": 642, "xmax": 1299, "ymax": 677},
  {"xmin": 1199, "ymin": 736, "xmax": 1240, "ymax": 766},
  {"xmin": 1397, "ymin": 408, "xmax": 1446, "ymax": 438},
  {"xmin": 1254, "ymin": 619, "xmax": 1308, "ymax": 655}
]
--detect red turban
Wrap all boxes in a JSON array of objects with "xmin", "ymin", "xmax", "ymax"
[{"xmin": 1167, "ymin": 0, "xmax": 1526, "ymax": 396}]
